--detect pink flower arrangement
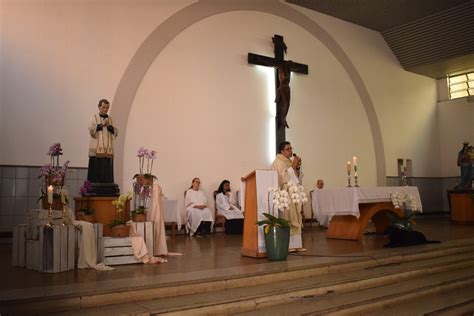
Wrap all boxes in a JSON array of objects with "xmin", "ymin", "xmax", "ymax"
[
  {"xmin": 39, "ymin": 142, "xmax": 70, "ymax": 186},
  {"xmin": 136, "ymin": 147, "xmax": 157, "ymax": 176},
  {"xmin": 133, "ymin": 147, "xmax": 157, "ymax": 215}
]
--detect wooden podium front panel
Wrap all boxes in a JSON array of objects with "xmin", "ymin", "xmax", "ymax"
[
  {"xmin": 241, "ymin": 172, "xmax": 263, "ymax": 257},
  {"xmin": 74, "ymin": 197, "xmax": 130, "ymax": 236}
]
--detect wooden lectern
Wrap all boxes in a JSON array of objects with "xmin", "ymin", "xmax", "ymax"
[{"xmin": 241, "ymin": 170, "xmax": 278, "ymax": 258}]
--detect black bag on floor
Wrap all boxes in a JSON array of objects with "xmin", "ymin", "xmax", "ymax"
[{"xmin": 224, "ymin": 219, "xmax": 244, "ymax": 234}]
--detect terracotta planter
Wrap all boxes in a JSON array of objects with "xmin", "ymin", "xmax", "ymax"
[
  {"xmin": 109, "ymin": 225, "xmax": 130, "ymax": 237},
  {"xmin": 45, "ymin": 175, "xmax": 65, "ymax": 187},
  {"xmin": 132, "ymin": 212, "xmax": 147, "ymax": 222},
  {"xmin": 75, "ymin": 211, "xmax": 95, "ymax": 223},
  {"xmin": 136, "ymin": 174, "xmax": 153, "ymax": 186}
]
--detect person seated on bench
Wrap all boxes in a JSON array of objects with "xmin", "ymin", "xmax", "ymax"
[
  {"xmin": 215, "ymin": 180, "xmax": 244, "ymax": 234},
  {"xmin": 185, "ymin": 177, "xmax": 213, "ymax": 237}
]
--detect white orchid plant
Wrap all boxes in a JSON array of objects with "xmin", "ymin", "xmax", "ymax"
[
  {"xmin": 390, "ymin": 192, "xmax": 420, "ymax": 212},
  {"xmin": 268, "ymin": 180, "xmax": 309, "ymax": 212}
]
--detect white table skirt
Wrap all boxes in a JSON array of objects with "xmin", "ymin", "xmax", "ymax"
[
  {"xmin": 162, "ymin": 199, "xmax": 182, "ymax": 231},
  {"xmin": 314, "ymin": 186, "xmax": 422, "ymax": 218}
]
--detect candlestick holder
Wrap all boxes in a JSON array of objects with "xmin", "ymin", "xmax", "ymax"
[
  {"xmin": 354, "ymin": 166, "xmax": 359, "ymax": 187},
  {"xmin": 45, "ymin": 204, "xmax": 54, "ymax": 228},
  {"xmin": 60, "ymin": 205, "xmax": 67, "ymax": 226},
  {"xmin": 347, "ymin": 171, "xmax": 352, "ymax": 187},
  {"xmin": 401, "ymin": 171, "xmax": 408, "ymax": 186}
]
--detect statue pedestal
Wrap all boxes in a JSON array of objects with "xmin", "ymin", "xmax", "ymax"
[
  {"xmin": 448, "ymin": 190, "xmax": 474, "ymax": 224},
  {"xmin": 74, "ymin": 197, "xmax": 130, "ymax": 236},
  {"xmin": 88, "ymin": 183, "xmax": 120, "ymax": 197}
]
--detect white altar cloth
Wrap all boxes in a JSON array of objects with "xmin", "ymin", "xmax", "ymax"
[
  {"xmin": 162, "ymin": 199, "xmax": 183, "ymax": 231},
  {"xmin": 314, "ymin": 186, "xmax": 422, "ymax": 218}
]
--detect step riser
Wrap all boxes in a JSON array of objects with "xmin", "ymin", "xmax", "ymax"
[
  {"xmin": 322, "ymin": 276, "xmax": 474, "ymax": 316},
  {"xmin": 4, "ymin": 246, "xmax": 474, "ymax": 314},
  {"xmin": 155, "ymin": 260, "xmax": 474, "ymax": 315}
]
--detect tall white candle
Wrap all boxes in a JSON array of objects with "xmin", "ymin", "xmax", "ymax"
[
  {"xmin": 352, "ymin": 156, "xmax": 358, "ymax": 167},
  {"xmin": 47, "ymin": 185, "xmax": 54, "ymax": 204},
  {"xmin": 346, "ymin": 161, "xmax": 351, "ymax": 172}
]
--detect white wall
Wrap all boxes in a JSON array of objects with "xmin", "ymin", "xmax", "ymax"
[
  {"xmin": 437, "ymin": 79, "xmax": 474, "ymax": 177},
  {"xmin": 0, "ymin": 0, "xmax": 195, "ymax": 167},
  {"xmin": 124, "ymin": 11, "xmax": 376, "ymax": 214},
  {"xmin": 288, "ymin": 3, "xmax": 440, "ymax": 177}
]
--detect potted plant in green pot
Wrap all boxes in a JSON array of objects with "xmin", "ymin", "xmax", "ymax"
[
  {"xmin": 257, "ymin": 212, "xmax": 291, "ymax": 261},
  {"xmin": 109, "ymin": 192, "xmax": 132, "ymax": 237}
]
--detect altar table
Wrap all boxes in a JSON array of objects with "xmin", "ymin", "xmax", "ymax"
[
  {"xmin": 162, "ymin": 199, "xmax": 183, "ymax": 236},
  {"xmin": 313, "ymin": 187, "xmax": 422, "ymax": 241}
]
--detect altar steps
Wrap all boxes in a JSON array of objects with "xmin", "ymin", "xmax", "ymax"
[{"xmin": 2, "ymin": 239, "xmax": 471, "ymax": 315}]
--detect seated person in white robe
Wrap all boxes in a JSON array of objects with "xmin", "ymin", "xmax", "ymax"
[
  {"xmin": 313, "ymin": 179, "xmax": 330, "ymax": 228},
  {"xmin": 215, "ymin": 180, "xmax": 244, "ymax": 234},
  {"xmin": 185, "ymin": 177, "xmax": 214, "ymax": 236}
]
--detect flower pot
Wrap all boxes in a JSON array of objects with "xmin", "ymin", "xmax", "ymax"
[
  {"xmin": 264, "ymin": 226, "xmax": 290, "ymax": 261},
  {"xmin": 132, "ymin": 212, "xmax": 147, "ymax": 222},
  {"xmin": 136, "ymin": 174, "xmax": 153, "ymax": 186},
  {"xmin": 45, "ymin": 175, "xmax": 65, "ymax": 187},
  {"xmin": 109, "ymin": 225, "xmax": 130, "ymax": 237},
  {"xmin": 75, "ymin": 211, "xmax": 95, "ymax": 223}
]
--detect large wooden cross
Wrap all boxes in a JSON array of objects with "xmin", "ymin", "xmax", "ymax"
[{"xmin": 248, "ymin": 34, "xmax": 308, "ymax": 152}]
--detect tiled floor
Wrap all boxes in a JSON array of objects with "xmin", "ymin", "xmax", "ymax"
[{"xmin": 1, "ymin": 215, "xmax": 473, "ymax": 297}]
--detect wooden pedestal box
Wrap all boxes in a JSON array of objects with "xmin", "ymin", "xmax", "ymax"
[
  {"xmin": 103, "ymin": 221, "xmax": 153, "ymax": 265},
  {"xmin": 26, "ymin": 225, "xmax": 76, "ymax": 273}
]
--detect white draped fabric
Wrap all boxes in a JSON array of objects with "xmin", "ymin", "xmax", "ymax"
[
  {"xmin": 162, "ymin": 199, "xmax": 183, "ymax": 231},
  {"xmin": 311, "ymin": 190, "xmax": 331, "ymax": 227},
  {"xmin": 148, "ymin": 183, "xmax": 168, "ymax": 256},
  {"xmin": 216, "ymin": 192, "xmax": 244, "ymax": 220},
  {"xmin": 314, "ymin": 186, "xmax": 423, "ymax": 218},
  {"xmin": 67, "ymin": 209, "xmax": 114, "ymax": 271},
  {"xmin": 185, "ymin": 189, "xmax": 214, "ymax": 235}
]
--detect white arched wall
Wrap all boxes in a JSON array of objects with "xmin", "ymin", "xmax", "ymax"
[
  {"xmin": 112, "ymin": 0, "xmax": 388, "ymax": 198},
  {"xmin": 123, "ymin": 10, "xmax": 376, "ymax": 218}
]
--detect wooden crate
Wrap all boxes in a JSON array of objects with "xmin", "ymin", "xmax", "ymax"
[
  {"xmin": 12, "ymin": 224, "xmax": 27, "ymax": 267},
  {"xmin": 25, "ymin": 225, "xmax": 76, "ymax": 273},
  {"xmin": 75, "ymin": 223, "xmax": 104, "ymax": 265},
  {"xmin": 103, "ymin": 221, "xmax": 153, "ymax": 265},
  {"xmin": 103, "ymin": 237, "xmax": 140, "ymax": 265},
  {"xmin": 27, "ymin": 209, "xmax": 64, "ymax": 240}
]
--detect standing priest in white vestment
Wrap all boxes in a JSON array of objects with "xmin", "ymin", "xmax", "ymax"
[
  {"xmin": 271, "ymin": 141, "xmax": 305, "ymax": 252},
  {"xmin": 87, "ymin": 99, "xmax": 118, "ymax": 183}
]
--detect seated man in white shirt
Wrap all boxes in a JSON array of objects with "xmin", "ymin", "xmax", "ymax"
[{"xmin": 215, "ymin": 180, "xmax": 244, "ymax": 234}]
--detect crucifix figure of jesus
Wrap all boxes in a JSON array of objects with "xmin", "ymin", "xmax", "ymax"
[{"xmin": 248, "ymin": 34, "xmax": 308, "ymax": 152}]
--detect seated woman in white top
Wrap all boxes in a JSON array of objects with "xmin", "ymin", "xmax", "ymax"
[
  {"xmin": 185, "ymin": 177, "xmax": 214, "ymax": 236},
  {"xmin": 215, "ymin": 180, "xmax": 244, "ymax": 220},
  {"xmin": 215, "ymin": 180, "xmax": 244, "ymax": 234}
]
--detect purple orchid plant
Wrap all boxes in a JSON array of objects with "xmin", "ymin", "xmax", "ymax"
[
  {"xmin": 133, "ymin": 147, "xmax": 157, "ymax": 214},
  {"xmin": 39, "ymin": 142, "xmax": 70, "ymax": 186},
  {"xmin": 38, "ymin": 142, "xmax": 70, "ymax": 203}
]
